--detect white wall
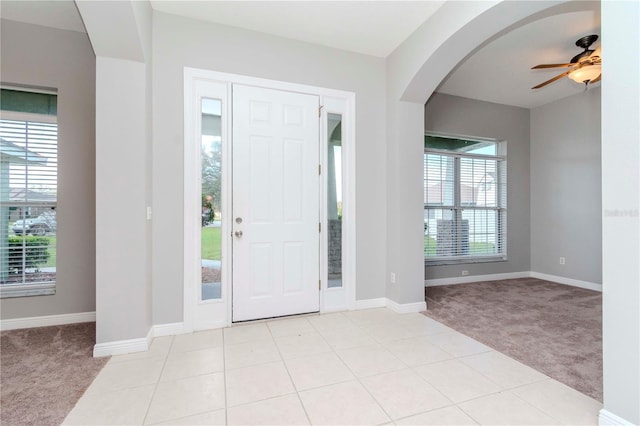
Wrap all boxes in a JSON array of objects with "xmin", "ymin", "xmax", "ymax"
[
  {"xmin": 424, "ymin": 93, "xmax": 531, "ymax": 280},
  {"xmin": 0, "ymin": 20, "xmax": 96, "ymax": 320},
  {"xmin": 77, "ymin": 0, "xmax": 153, "ymax": 345},
  {"xmin": 94, "ymin": 57, "xmax": 151, "ymax": 343},
  {"xmin": 531, "ymin": 88, "xmax": 601, "ymax": 286},
  {"xmin": 151, "ymin": 12, "xmax": 387, "ymax": 324},
  {"xmin": 600, "ymin": 1, "xmax": 640, "ymax": 424}
]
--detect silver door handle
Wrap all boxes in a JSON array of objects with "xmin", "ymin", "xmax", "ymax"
[{"xmin": 234, "ymin": 230, "xmax": 243, "ymax": 237}]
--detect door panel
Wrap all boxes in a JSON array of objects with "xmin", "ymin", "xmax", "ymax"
[{"xmin": 232, "ymin": 84, "xmax": 320, "ymax": 321}]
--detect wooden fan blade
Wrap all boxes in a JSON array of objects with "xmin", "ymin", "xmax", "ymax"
[
  {"xmin": 532, "ymin": 70, "xmax": 572, "ymax": 89},
  {"xmin": 531, "ymin": 63, "xmax": 574, "ymax": 69},
  {"xmin": 590, "ymin": 74, "xmax": 601, "ymax": 84}
]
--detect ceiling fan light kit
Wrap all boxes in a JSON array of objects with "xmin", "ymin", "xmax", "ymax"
[
  {"xmin": 568, "ymin": 64, "xmax": 601, "ymax": 84},
  {"xmin": 531, "ymin": 34, "xmax": 602, "ymax": 89}
]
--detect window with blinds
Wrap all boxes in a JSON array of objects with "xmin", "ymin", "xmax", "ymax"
[
  {"xmin": 424, "ymin": 134, "xmax": 506, "ymax": 264},
  {"xmin": 1, "ymin": 88, "xmax": 58, "ymax": 298}
]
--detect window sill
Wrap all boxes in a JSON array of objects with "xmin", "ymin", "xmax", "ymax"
[
  {"xmin": 425, "ymin": 256, "xmax": 507, "ymax": 266},
  {"xmin": 0, "ymin": 282, "xmax": 56, "ymax": 299}
]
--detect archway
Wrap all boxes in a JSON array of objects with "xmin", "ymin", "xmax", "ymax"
[{"xmin": 384, "ymin": 1, "xmax": 640, "ymax": 424}]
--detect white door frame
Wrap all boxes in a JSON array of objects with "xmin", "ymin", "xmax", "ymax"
[{"xmin": 183, "ymin": 68, "xmax": 356, "ymax": 332}]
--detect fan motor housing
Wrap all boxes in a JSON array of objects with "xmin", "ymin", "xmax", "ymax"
[{"xmin": 571, "ymin": 34, "xmax": 599, "ymax": 63}]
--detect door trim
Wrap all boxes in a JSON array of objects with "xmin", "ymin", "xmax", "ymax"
[{"xmin": 183, "ymin": 68, "xmax": 356, "ymax": 332}]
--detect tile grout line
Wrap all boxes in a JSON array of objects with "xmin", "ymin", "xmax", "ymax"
[
  {"xmin": 506, "ymin": 384, "xmax": 567, "ymax": 425},
  {"xmin": 328, "ymin": 317, "xmax": 405, "ymax": 424},
  {"xmin": 222, "ymin": 329, "xmax": 229, "ymax": 426},
  {"xmin": 454, "ymin": 351, "xmax": 552, "ymax": 393},
  {"xmin": 335, "ymin": 313, "xmax": 502, "ymax": 423},
  {"xmin": 141, "ymin": 335, "xmax": 175, "ymax": 425},
  {"xmin": 265, "ymin": 319, "xmax": 314, "ymax": 426},
  {"xmin": 145, "ymin": 332, "xmax": 227, "ymax": 424}
]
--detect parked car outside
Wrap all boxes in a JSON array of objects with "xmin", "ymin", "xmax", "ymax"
[
  {"xmin": 12, "ymin": 211, "xmax": 56, "ymax": 236},
  {"xmin": 12, "ymin": 219, "xmax": 34, "ymax": 235}
]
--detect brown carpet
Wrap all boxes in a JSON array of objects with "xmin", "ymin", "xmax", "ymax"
[
  {"xmin": 423, "ymin": 278, "xmax": 602, "ymax": 401},
  {"xmin": 0, "ymin": 322, "xmax": 109, "ymax": 426}
]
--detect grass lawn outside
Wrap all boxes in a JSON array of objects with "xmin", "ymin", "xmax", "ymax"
[
  {"xmin": 44, "ymin": 235, "xmax": 56, "ymax": 268},
  {"xmin": 202, "ymin": 226, "xmax": 222, "ymax": 260}
]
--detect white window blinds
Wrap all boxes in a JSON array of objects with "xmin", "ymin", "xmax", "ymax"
[
  {"xmin": 1, "ymin": 116, "xmax": 58, "ymax": 296},
  {"xmin": 424, "ymin": 141, "xmax": 506, "ymax": 263}
]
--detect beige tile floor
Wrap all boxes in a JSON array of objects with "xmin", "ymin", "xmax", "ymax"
[{"xmin": 63, "ymin": 309, "xmax": 602, "ymax": 425}]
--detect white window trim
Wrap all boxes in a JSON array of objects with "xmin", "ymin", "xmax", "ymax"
[
  {"xmin": 183, "ymin": 68, "xmax": 356, "ymax": 332},
  {"xmin": 424, "ymin": 134, "xmax": 507, "ymax": 266},
  {"xmin": 0, "ymin": 282, "xmax": 55, "ymax": 298}
]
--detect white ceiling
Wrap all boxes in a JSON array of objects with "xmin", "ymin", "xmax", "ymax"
[
  {"xmin": 0, "ymin": 1, "xmax": 601, "ymax": 109},
  {"xmin": 149, "ymin": 1, "xmax": 444, "ymax": 58},
  {"xmin": 438, "ymin": 3, "xmax": 601, "ymax": 109},
  {"xmin": 0, "ymin": 0, "xmax": 86, "ymax": 33}
]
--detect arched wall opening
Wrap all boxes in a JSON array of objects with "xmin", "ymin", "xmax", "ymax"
[
  {"xmin": 384, "ymin": 0, "xmax": 575, "ymax": 307},
  {"xmin": 384, "ymin": 1, "xmax": 640, "ymax": 424}
]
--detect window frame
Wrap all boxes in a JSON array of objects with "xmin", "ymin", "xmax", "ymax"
[
  {"xmin": 1, "ymin": 109, "xmax": 58, "ymax": 298},
  {"xmin": 424, "ymin": 133, "xmax": 507, "ymax": 266}
]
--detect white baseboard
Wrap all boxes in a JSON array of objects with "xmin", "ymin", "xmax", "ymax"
[
  {"xmin": 425, "ymin": 272, "xmax": 530, "ymax": 287},
  {"xmin": 386, "ymin": 299, "xmax": 427, "ymax": 314},
  {"xmin": 599, "ymin": 409, "xmax": 635, "ymax": 425},
  {"xmin": 93, "ymin": 322, "xmax": 189, "ymax": 357},
  {"xmin": 93, "ymin": 327, "xmax": 153, "ymax": 358},
  {"xmin": 0, "ymin": 311, "xmax": 96, "ymax": 331},
  {"xmin": 425, "ymin": 271, "xmax": 602, "ymax": 292},
  {"xmin": 354, "ymin": 297, "xmax": 426, "ymax": 314},
  {"xmin": 529, "ymin": 272, "xmax": 602, "ymax": 292},
  {"xmin": 322, "ymin": 305, "xmax": 349, "ymax": 314},
  {"xmin": 151, "ymin": 322, "xmax": 184, "ymax": 337},
  {"xmin": 354, "ymin": 298, "xmax": 387, "ymax": 310}
]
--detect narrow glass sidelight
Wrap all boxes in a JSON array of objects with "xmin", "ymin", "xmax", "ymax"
[
  {"xmin": 200, "ymin": 98, "xmax": 222, "ymax": 300},
  {"xmin": 327, "ymin": 113, "xmax": 343, "ymax": 288}
]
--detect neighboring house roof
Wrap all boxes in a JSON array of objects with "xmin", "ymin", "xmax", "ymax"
[
  {"xmin": 425, "ymin": 182, "xmax": 477, "ymax": 205},
  {"xmin": 0, "ymin": 137, "xmax": 48, "ymax": 165},
  {"xmin": 8, "ymin": 188, "xmax": 56, "ymax": 203},
  {"xmin": 426, "ymin": 171, "xmax": 498, "ymax": 207}
]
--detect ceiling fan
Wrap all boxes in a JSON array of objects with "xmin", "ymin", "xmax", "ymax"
[{"xmin": 531, "ymin": 34, "xmax": 602, "ymax": 89}]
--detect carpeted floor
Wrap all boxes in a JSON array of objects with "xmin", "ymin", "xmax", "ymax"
[
  {"xmin": 0, "ymin": 322, "xmax": 109, "ymax": 426},
  {"xmin": 423, "ymin": 278, "xmax": 602, "ymax": 401}
]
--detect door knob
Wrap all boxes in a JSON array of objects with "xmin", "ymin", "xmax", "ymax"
[{"xmin": 234, "ymin": 230, "xmax": 243, "ymax": 237}]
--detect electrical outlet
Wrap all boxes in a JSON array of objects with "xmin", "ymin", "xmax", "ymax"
[
  {"xmin": 559, "ymin": 257, "xmax": 566, "ymax": 265},
  {"xmin": 390, "ymin": 272, "xmax": 396, "ymax": 284},
  {"xmin": 461, "ymin": 270, "xmax": 469, "ymax": 276}
]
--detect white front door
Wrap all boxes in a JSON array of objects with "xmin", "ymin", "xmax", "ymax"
[{"xmin": 232, "ymin": 84, "xmax": 320, "ymax": 322}]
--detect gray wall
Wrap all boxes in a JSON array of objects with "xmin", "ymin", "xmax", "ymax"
[
  {"xmin": 424, "ymin": 93, "xmax": 531, "ymax": 280},
  {"xmin": 531, "ymin": 88, "xmax": 601, "ymax": 285},
  {"xmin": 151, "ymin": 12, "xmax": 387, "ymax": 324},
  {"xmin": 0, "ymin": 20, "xmax": 96, "ymax": 319}
]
